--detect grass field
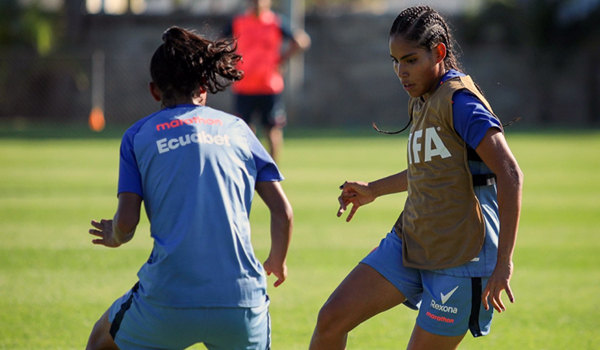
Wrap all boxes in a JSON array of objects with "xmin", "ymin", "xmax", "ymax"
[{"xmin": 1, "ymin": 128, "xmax": 599, "ymax": 349}]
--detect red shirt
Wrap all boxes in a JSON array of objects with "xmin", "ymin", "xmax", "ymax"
[{"xmin": 231, "ymin": 10, "xmax": 286, "ymax": 95}]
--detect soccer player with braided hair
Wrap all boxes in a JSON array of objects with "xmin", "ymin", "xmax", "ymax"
[
  {"xmin": 85, "ymin": 26, "xmax": 293, "ymax": 350},
  {"xmin": 310, "ymin": 6, "xmax": 523, "ymax": 350}
]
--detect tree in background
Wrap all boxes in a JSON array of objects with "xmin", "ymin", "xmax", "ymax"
[
  {"xmin": 0, "ymin": 0, "xmax": 63, "ymax": 56},
  {"xmin": 457, "ymin": 0, "xmax": 600, "ymax": 124}
]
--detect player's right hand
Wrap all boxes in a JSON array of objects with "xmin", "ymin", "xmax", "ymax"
[
  {"xmin": 89, "ymin": 219, "xmax": 122, "ymax": 248},
  {"xmin": 337, "ymin": 181, "xmax": 376, "ymax": 222}
]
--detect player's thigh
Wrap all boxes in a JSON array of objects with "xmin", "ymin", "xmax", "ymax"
[
  {"xmin": 204, "ymin": 298, "xmax": 271, "ymax": 350},
  {"xmin": 407, "ymin": 324, "xmax": 465, "ymax": 350},
  {"xmin": 317, "ymin": 263, "xmax": 406, "ymax": 332},
  {"xmin": 360, "ymin": 231, "xmax": 423, "ymax": 310},
  {"xmin": 86, "ymin": 309, "xmax": 120, "ymax": 350}
]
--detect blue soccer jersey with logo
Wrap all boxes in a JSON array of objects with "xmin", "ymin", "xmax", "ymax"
[{"xmin": 117, "ymin": 104, "xmax": 283, "ymax": 308}]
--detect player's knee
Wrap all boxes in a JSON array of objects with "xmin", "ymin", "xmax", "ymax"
[{"xmin": 315, "ymin": 300, "xmax": 348, "ymax": 335}]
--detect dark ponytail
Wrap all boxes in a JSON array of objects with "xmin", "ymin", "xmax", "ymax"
[{"xmin": 150, "ymin": 26, "xmax": 244, "ymax": 107}]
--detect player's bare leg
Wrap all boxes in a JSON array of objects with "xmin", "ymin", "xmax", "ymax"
[
  {"xmin": 406, "ymin": 324, "xmax": 466, "ymax": 350},
  {"xmin": 86, "ymin": 309, "xmax": 120, "ymax": 350},
  {"xmin": 266, "ymin": 126, "xmax": 283, "ymax": 163},
  {"xmin": 309, "ymin": 263, "xmax": 405, "ymax": 350}
]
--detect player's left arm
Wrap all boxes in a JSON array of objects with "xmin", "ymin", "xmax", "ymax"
[
  {"xmin": 475, "ymin": 128, "xmax": 524, "ymax": 313},
  {"xmin": 256, "ymin": 181, "xmax": 293, "ymax": 287},
  {"xmin": 279, "ymin": 28, "xmax": 311, "ymax": 64},
  {"xmin": 89, "ymin": 192, "xmax": 142, "ymax": 248}
]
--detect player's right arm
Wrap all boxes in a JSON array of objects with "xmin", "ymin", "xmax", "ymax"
[
  {"xmin": 112, "ymin": 192, "xmax": 142, "ymax": 244},
  {"xmin": 89, "ymin": 192, "xmax": 141, "ymax": 247},
  {"xmin": 337, "ymin": 170, "xmax": 407, "ymax": 222}
]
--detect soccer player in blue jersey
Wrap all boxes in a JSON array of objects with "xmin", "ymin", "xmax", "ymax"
[
  {"xmin": 85, "ymin": 26, "xmax": 293, "ymax": 350},
  {"xmin": 310, "ymin": 6, "xmax": 523, "ymax": 350}
]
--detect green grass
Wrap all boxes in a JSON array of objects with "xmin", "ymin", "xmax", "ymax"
[{"xmin": 1, "ymin": 129, "xmax": 599, "ymax": 349}]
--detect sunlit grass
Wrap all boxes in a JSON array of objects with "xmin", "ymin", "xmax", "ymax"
[{"xmin": 0, "ymin": 130, "xmax": 599, "ymax": 349}]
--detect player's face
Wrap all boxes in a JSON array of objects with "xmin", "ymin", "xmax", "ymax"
[
  {"xmin": 389, "ymin": 35, "xmax": 444, "ymax": 99},
  {"xmin": 250, "ymin": 0, "xmax": 271, "ymax": 11}
]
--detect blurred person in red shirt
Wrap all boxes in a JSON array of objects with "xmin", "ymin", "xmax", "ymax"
[{"xmin": 224, "ymin": 0, "xmax": 311, "ymax": 163}]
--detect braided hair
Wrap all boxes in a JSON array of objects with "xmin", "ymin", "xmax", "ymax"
[
  {"xmin": 150, "ymin": 26, "xmax": 244, "ymax": 107},
  {"xmin": 376, "ymin": 6, "xmax": 520, "ymax": 134},
  {"xmin": 373, "ymin": 7, "xmax": 463, "ymax": 134},
  {"xmin": 389, "ymin": 6, "xmax": 462, "ymax": 72}
]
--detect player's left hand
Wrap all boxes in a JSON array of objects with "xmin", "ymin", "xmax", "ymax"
[
  {"xmin": 89, "ymin": 219, "xmax": 121, "ymax": 248},
  {"xmin": 482, "ymin": 261, "xmax": 515, "ymax": 313},
  {"xmin": 263, "ymin": 257, "xmax": 287, "ymax": 288}
]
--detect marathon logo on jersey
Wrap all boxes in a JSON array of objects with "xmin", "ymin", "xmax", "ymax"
[
  {"xmin": 407, "ymin": 127, "xmax": 451, "ymax": 164},
  {"xmin": 156, "ymin": 117, "xmax": 223, "ymax": 132},
  {"xmin": 156, "ymin": 131, "xmax": 231, "ymax": 154}
]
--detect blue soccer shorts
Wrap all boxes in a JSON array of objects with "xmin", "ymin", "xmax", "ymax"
[
  {"xmin": 361, "ymin": 231, "xmax": 493, "ymax": 338},
  {"xmin": 108, "ymin": 283, "xmax": 271, "ymax": 350}
]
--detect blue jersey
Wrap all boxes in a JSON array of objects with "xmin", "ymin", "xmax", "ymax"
[
  {"xmin": 434, "ymin": 70, "xmax": 502, "ymax": 277},
  {"xmin": 118, "ymin": 104, "xmax": 283, "ymax": 308}
]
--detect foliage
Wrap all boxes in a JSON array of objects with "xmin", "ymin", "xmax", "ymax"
[
  {"xmin": 457, "ymin": 0, "xmax": 600, "ymax": 47},
  {"xmin": 0, "ymin": 0, "xmax": 62, "ymax": 55}
]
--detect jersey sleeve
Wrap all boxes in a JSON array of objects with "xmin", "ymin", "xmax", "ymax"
[
  {"xmin": 452, "ymin": 90, "xmax": 502, "ymax": 150},
  {"xmin": 244, "ymin": 125, "xmax": 284, "ymax": 182},
  {"xmin": 117, "ymin": 126, "xmax": 143, "ymax": 198}
]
